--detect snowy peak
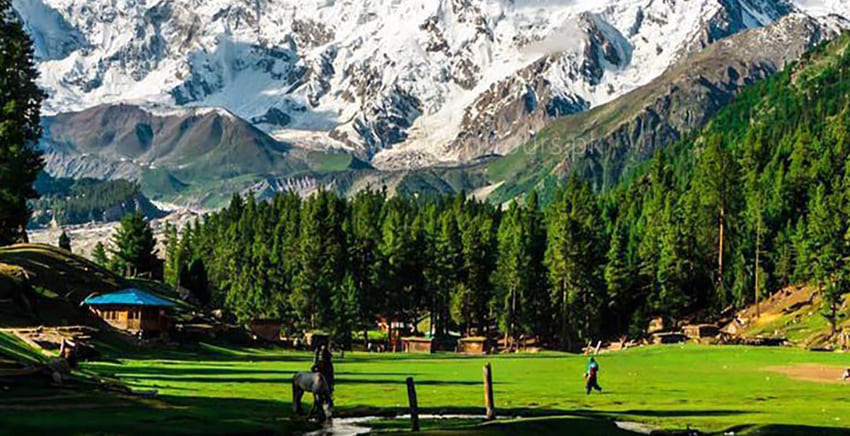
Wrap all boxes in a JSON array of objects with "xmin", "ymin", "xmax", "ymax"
[{"xmin": 12, "ymin": 0, "xmax": 850, "ymax": 170}]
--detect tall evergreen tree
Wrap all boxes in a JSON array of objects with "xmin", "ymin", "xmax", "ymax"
[
  {"xmin": 807, "ymin": 185, "xmax": 844, "ymax": 335},
  {"xmin": 545, "ymin": 182, "xmax": 605, "ymax": 348},
  {"xmin": 181, "ymin": 258, "xmax": 210, "ymax": 306},
  {"xmin": 163, "ymin": 223, "xmax": 181, "ymax": 287},
  {"xmin": 0, "ymin": 0, "xmax": 44, "ymax": 245},
  {"xmin": 694, "ymin": 135, "xmax": 740, "ymax": 306},
  {"xmin": 111, "ymin": 212, "xmax": 157, "ymax": 277},
  {"xmin": 58, "ymin": 230, "xmax": 71, "ymax": 252},
  {"xmin": 434, "ymin": 211, "xmax": 462, "ymax": 336},
  {"xmin": 331, "ymin": 274, "xmax": 359, "ymax": 350},
  {"xmin": 92, "ymin": 241, "xmax": 109, "ymax": 267},
  {"xmin": 348, "ymin": 189, "xmax": 384, "ymax": 343}
]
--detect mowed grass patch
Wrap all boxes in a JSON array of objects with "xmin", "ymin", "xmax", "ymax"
[
  {"xmin": 70, "ymin": 344, "xmax": 850, "ymax": 434},
  {"xmin": 4, "ymin": 344, "xmax": 850, "ymax": 434}
]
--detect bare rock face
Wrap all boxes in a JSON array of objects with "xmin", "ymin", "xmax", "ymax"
[{"xmin": 538, "ymin": 13, "xmax": 848, "ymax": 191}]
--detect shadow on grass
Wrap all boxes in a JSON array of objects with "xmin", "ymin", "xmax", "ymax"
[
  {"xmin": 417, "ymin": 415, "xmax": 639, "ymax": 436},
  {"xmin": 95, "ymin": 366, "xmax": 299, "ymax": 377},
  {"xmin": 90, "ymin": 365, "xmax": 418, "ymax": 379},
  {"xmin": 336, "ymin": 377, "xmax": 485, "ymax": 386},
  {"xmin": 132, "ymin": 375, "xmax": 296, "ymax": 384},
  {"xmin": 732, "ymin": 424, "xmax": 850, "ymax": 436},
  {"xmin": 572, "ymin": 408, "xmax": 753, "ymax": 418},
  {"xmin": 113, "ymin": 373, "xmax": 482, "ymax": 387},
  {"xmin": 0, "ymin": 391, "xmax": 316, "ymax": 436}
]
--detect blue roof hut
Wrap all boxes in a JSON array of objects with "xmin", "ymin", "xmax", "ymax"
[{"xmin": 84, "ymin": 288, "xmax": 175, "ymax": 335}]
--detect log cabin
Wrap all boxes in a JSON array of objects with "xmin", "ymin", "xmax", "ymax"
[{"xmin": 84, "ymin": 288, "xmax": 175, "ymax": 336}]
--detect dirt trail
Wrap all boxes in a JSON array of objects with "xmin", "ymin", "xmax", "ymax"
[{"xmin": 765, "ymin": 364, "xmax": 849, "ymax": 384}]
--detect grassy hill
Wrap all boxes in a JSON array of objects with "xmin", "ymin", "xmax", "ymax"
[
  {"xmin": 729, "ymin": 286, "xmax": 850, "ymax": 349},
  {"xmin": 0, "ymin": 244, "xmax": 186, "ymax": 328},
  {"xmin": 0, "ymin": 331, "xmax": 48, "ymax": 366}
]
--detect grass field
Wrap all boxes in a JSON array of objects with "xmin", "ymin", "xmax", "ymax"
[{"xmin": 4, "ymin": 343, "xmax": 850, "ymax": 435}]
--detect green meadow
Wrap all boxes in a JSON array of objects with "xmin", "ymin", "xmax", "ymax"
[{"xmin": 3, "ymin": 343, "xmax": 850, "ymax": 435}]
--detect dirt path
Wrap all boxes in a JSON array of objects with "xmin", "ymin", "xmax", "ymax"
[{"xmin": 765, "ymin": 364, "xmax": 849, "ymax": 384}]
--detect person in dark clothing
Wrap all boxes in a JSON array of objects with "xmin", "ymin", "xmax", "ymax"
[
  {"xmin": 585, "ymin": 356, "xmax": 602, "ymax": 395},
  {"xmin": 312, "ymin": 345, "xmax": 335, "ymax": 393}
]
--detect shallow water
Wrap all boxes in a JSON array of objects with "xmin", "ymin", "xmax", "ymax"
[
  {"xmin": 303, "ymin": 414, "xmax": 486, "ymax": 436},
  {"xmin": 614, "ymin": 421, "xmax": 658, "ymax": 434},
  {"xmin": 304, "ymin": 414, "xmax": 655, "ymax": 435}
]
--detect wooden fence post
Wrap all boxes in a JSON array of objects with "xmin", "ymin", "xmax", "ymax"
[
  {"xmin": 406, "ymin": 377, "xmax": 420, "ymax": 431},
  {"xmin": 483, "ymin": 363, "xmax": 495, "ymax": 421}
]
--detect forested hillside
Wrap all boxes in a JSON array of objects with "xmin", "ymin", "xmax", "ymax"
[
  {"xmin": 165, "ymin": 32, "xmax": 850, "ymax": 348},
  {"xmin": 599, "ymin": 31, "xmax": 850, "ymax": 336},
  {"xmin": 29, "ymin": 174, "xmax": 165, "ymax": 227}
]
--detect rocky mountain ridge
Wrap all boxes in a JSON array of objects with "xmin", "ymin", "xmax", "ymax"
[{"xmin": 15, "ymin": 0, "xmax": 846, "ymax": 171}]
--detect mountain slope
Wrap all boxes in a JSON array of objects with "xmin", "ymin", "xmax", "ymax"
[
  {"xmin": 485, "ymin": 13, "xmax": 848, "ymax": 201},
  {"xmin": 15, "ymin": 0, "xmax": 844, "ymax": 170},
  {"xmin": 29, "ymin": 174, "xmax": 166, "ymax": 227},
  {"xmin": 39, "ymin": 104, "xmax": 369, "ymax": 206}
]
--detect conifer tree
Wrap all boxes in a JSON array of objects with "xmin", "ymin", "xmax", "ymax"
[
  {"xmin": 605, "ymin": 220, "xmax": 631, "ymax": 332},
  {"xmin": 58, "ymin": 230, "xmax": 71, "ymax": 252},
  {"xmin": 434, "ymin": 211, "xmax": 461, "ymax": 335},
  {"xmin": 694, "ymin": 135, "xmax": 740, "ymax": 305},
  {"xmin": 111, "ymin": 212, "xmax": 156, "ymax": 277},
  {"xmin": 492, "ymin": 203, "xmax": 530, "ymax": 351},
  {"xmin": 0, "ymin": 0, "xmax": 44, "ymax": 245},
  {"xmin": 376, "ymin": 198, "xmax": 410, "ymax": 343},
  {"xmin": 163, "ymin": 223, "xmax": 180, "ymax": 286},
  {"xmin": 92, "ymin": 241, "xmax": 109, "ymax": 267},
  {"xmin": 450, "ymin": 282, "xmax": 474, "ymax": 335},
  {"xmin": 349, "ymin": 189, "xmax": 384, "ymax": 343},
  {"xmin": 460, "ymin": 211, "xmax": 497, "ymax": 333},
  {"xmin": 331, "ymin": 274, "xmax": 359, "ymax": 350},
  {"xmin": 181, "ymin": 258, "xmax": 210, "ymax": 306},
  {"xmin": 807, "ymin": 185, "xmax": 844, "ymax": 335}
]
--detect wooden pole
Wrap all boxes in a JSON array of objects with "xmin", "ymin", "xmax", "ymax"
[
  {"xmin": 755, "ymin": 215, "xmax": 761, "ymax": 319},
  {"xmin": 483, "ymin": 363, "xmax": 495, "ymax": 421},
  {"xmin": 406, "ymin": 377, "xmax": 420, "ymax": 431}
]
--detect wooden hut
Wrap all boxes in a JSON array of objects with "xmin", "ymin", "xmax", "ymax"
[
  {"xmin": 84, "ymin": 288, "xmax": 175, "ymax": 335},
  {"xmin": 402, "ymin": 337, "xmax": 433, "ymax": 353},
  {"xmin": 458, "ymin": 337, "xmax": 489, "ymax": 354},
  {"xmin": 651, "ymin": 331, "xmax": 687, "ymax": 344},
  {"xmin": 682, "ymin": 324, "xmax": 719, "ymax": 340},
  {"xmin": 249, "ymin": 319, "xmax": 282, "ymax": 342}
]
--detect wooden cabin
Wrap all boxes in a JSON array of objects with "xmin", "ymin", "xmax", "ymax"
[
  {"xmin": 249, "ymin": 319, "xmax": 283, "ymax": 342},
  {"xmin": 458, "ymin": 337, "xmax": 489, "ymax": 354},
  {"xmin": 682, "ymin": 324, "xmax": 719, "ymax": 340},
  {"xmin": 85, "ymin": 288, "xmax": 175, "ymax": 335},
  {"xmin": 402, "ymin": 337, "xmax": 433, "ymax": 353}
]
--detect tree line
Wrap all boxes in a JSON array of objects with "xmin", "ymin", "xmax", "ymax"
[{"xmin": 30, "ymin": 174, "xmax": 164, "ymax": 227}]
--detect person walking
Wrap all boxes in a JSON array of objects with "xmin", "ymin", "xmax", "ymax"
[
  {"xmin": 585, "ymin": 356, "xmax": 602, "ymax": 394},
  {"xmin": 312, "ymin": 344, "xmax": 335, "ymax": 393}
]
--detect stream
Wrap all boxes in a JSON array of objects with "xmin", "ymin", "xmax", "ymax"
[
  {"xmin": 303, "ymin": 414, "xmax": 486, "ymax": 436},
  {"xmin": 303, "ymin": 414, "xmax": 658, "ymax": 435}
]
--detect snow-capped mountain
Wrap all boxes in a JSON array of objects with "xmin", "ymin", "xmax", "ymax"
[{"xmin": 12, "ymin": 0, "xmax": 850, "ymax": 170}]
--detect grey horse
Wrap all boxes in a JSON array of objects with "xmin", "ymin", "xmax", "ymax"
[{"xmin": 292, "ymin": 371, "xmax": 334, "ymax": 421}]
